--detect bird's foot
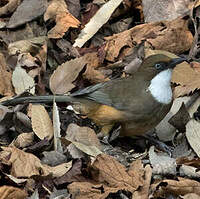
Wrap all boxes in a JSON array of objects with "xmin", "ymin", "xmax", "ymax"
[{"xmin": 143, "ymin": 134, "xmax": 174, "ymax": 156}]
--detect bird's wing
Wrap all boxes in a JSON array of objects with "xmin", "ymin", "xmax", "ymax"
[{"xmin": 71, "ymin": 77, "xmax": 147, "ymax": 112}]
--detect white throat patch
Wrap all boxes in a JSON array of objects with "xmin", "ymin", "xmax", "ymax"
[{"xmin": 148, "ymin": 69, "xmax": 172, "ymax": 104}]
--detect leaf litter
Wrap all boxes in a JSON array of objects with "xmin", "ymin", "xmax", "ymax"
[{"xmin": 0, "ymin": 0, "xmax": 200, "ymax": 198}]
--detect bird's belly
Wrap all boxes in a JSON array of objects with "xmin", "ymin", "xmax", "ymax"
[{"xmin": 120, "ymin": 103, "xmax": 172, "ymax": 136}]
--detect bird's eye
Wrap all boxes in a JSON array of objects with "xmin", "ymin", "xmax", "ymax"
[{"xmin": 154, "ymin": 63, "xmax": 163, "ymax": 70}]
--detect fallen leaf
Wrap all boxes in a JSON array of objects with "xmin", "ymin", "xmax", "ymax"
[
  {"xmin": 0, "ymin": 186, "xmax": 27, "ymax": 199},
  {"xmin": 172, "ymin": 62, "xmax": 200, "ymax": 98},
  {"xmin": 50, "ymin": 53, "xmax": 108, "ymax": 94},
  {"xmin": 104, "ymin": 17, "xmax": 193, "ymax": 62},
  {"xmin": 0, "ymin": 0, "xmax": 22, "ymax": 17},
  {"xmin": 142, "ymin": 0, "xmax": 191, "ymax": 22},
  {"xmin": 0, "ymin": 53, "xmax": 14, "ymax": 96},
  {"xmin": 68, "ymin": 154, "xmax": 145, "ymax": 198},
  {"xmin": 183, "ymin": 193, "xmax": 200, "ymax": 199},
  {"xmin": 53, "ymin": 101, "xmax": 62, "ymax": 152},
  {"xmin": 49, "ymin": 56, "xmax": 86, "ymax": 94},
  {"xmin": 73, "ymin": 0, "xmax": 123, "ymax": 47},
  {"xmin": 0, "ymin": 146, "xmax": 71, "ymax": 178},
  {"xmin": 152, "ymin": 177, "xmax": 200, "ymax": 197},
  {"xmin": 149, "ymin": 146, "xmax": 177, "ymax": 175},
  {"xmin": 66, "ymin": 123, "xmax": 102, "ymax": 157},
  {"xmin": 44, "ymin": 0, "xmax": 80, "ymax": 39},
  {"xmin": 168, "ymin": 102, "xmax": 190, "ymax": 132},
  {"xmin": 31, "ymin": 104, "xmax": 54, "ymax": 140},
  {"xmin": 10, "ymin": 132, "xmax": 34, "ymax": 148},
  {"xmin": 180, "ymin": 164, "xmax": 200, "ymax": 178},
  {"xmin": 186, "ymin": 119, "xmax": 200, "ymax": 158},
  {"xmin": 12, "ymin": 66, "xmax": 35, "ymax": 95},
  {"xmin": 8, "ymin": 36, "xmax": 47, "ymax": 55},
  {"xmin": 7, "ymin": 0, "xmax": 47, "ymax": 29}
]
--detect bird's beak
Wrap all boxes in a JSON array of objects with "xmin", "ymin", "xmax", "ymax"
[{"xmin": 168, "ymin": 57, "xmax": 187, "ymax": 69}]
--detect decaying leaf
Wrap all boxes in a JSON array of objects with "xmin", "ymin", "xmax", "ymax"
[
  {"xmin": 0, "ymin": 146, "xmax": 71, "ymax": 178},
  {"xmin": 0, "ymin": 186, "xmax": 27, "ymax": 199},
  {"xmin": 0, "ymin": 0, "xmax": 22, "ymax": 17},
  {"xmin": 172, "ymin": 62, "xmax": 200, "ymax": 98},
  {"xmin": 152, "ymin": 177, "xmax": 200, "ymax": 197},
  {"xmin": 31, "ymin": 104, "xmax": 53, "ymax": 140},
  {"xmin": 65, "ymin": 123, "xmax": 102, "ymax": 157},
  {"xmin": 44, "ymin": 0, "xmax": 80, "ymax": 39},
  {"xmin": 7, "ymin": 0, "xmax": 47, "ymax": 29},
  {"xmin": 10, "ymin": 132, "xmax": 34, "ymax": 148},
  {"xmin": 0, "ymin": 53, "xmax": 14, "ymax": 96},
  {"xmin": 143, "ymin": 0, "xmax": 191, "ymax": 22},
  {"xmin": 105, "ymin": 17, "xmax": 193, "ymax": 62},
  {"xmin": 12, "ymin": 66, "xmax": 35, "ymax": 95},
  {"xmin": 53, "ymin": 101, "xmax": 62, "ymax": 152},
  {"xmin": 168, "ymin": 102, "xmax": 190, "ymax": 132},
  {"xmin": 73, "ymin": 0, "xmax": 123, "ymax": 47},
  {"xmin": 49, "ymin": 56, "xmax": 86, "ymax": 94},
  {"xmin": 149, "ymin": 146, "xmax": 177, "ymax": 175},
  {"xmin": 68, "ymin": 154, "xmax": 145, "ymax": 198},
  {"xmin": 50, "ymin": 53, "xmax": 108, "ymax": 94},
  {"xmin": 8, "ymin": 36, "xmax": 47, "ymax": 55},
  {"xmin": 186, "ymin": 119, "xmax": 200, "ymax": 158}
]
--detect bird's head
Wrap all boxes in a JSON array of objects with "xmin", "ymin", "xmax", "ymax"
[
  {"xmin": 138, "ymin": 54, "xmax": 187, "ymax": 80},
  {"xmin": 137, "ymin": 54, "xmax": 187, "ymax": 104}
]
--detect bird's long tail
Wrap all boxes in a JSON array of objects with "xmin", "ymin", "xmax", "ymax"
[{"xmin": 0, "ymin": 95, "xmax": 79, "ymax": 106}]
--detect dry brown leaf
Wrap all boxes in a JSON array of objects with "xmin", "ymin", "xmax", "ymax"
[
  {"xmin": 0, "ymin": 146, "xmax": 71, "ymax": 178},
  {"xmin": 10, "ymin": 132, "xmax": 34, "ymax": 148},
  {"xmin": 44, "ymin": 0, "xmax": 80, "ymax": 39},
  {"xmin": 172, "ymin": 62, "xmax": 200, "ymax": 98},
  {"xmin": 152, "ymin": 177, "xmax": 200, "ymax": 197},
  {"xmin": 50, "ymin": 53, "xmax": 108, "ymax": 94},
  {"xmin": 31, "ymin": 104, "xmax": 53, "ymax": 140},
  {"xmin": 49, "ymin": 56, "xmax": 86, "ymax": 94},
  {"xmin": 142, "ymin": 0, "xmax": 191, "ymax": 22},
  {"xmin": 104, "ymin": 17, "xmax": 193, "ymax": 62},
  {"xmin": 0, "ymin": 185, "xmax": 27, "ymax": 199},
  {"xmin": 0, "ymin": 0, "xmax": 22, "ymax": 16},
  {"xmin": 132, "ymin": 165, "xmax": 152, "ymax": 199},
  {"xmin": 68, "ymin": 154, "xmax": 144, "ymax": 198},
  {"xmin": 83, "ymin": 52, "xmax": 109, "ymax": 84},
  {"xmin": 186, "ymin": 119, "xmax": 200, "ymax": 158},
  {"xmin": 0, "ymin": 53, "xmax": 14, "ymax": 96}
]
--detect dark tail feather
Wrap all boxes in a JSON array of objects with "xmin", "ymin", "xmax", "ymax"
[{"xmin": 0, "ymin": 95, "xmax": 78, "ymax": 106}]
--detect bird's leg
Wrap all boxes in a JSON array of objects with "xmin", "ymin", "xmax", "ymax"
[
  {"xmin": 97, "ymin": 124, "xmax": 114, "ymax": 140},
  {"xmin": 143, "ymin": 133, "xmax": 174, "ymax": 156}
]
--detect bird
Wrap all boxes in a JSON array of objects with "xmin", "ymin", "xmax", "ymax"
[{"xmin": 1, "ymin": 54, "xmax": 186, "ymax": 138}]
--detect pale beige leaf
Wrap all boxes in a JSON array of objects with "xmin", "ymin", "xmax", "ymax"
[
  {"xmin": 53, "ymin": 100, "xmax": 63, "ymax": 152},
  {"xmin": 10, "ymin": 132, "xmax": 34, "ymax": 148},
  {"xmin": 186, "ymin": 119, "xmax": 200, "ymax": 158},
  {"xmin": 73, "ymin": 0, "xmax": 123, "ymax": 47},
  {"xmin": 12, "ymin": 66, "xmax": 35, "ymax": 95},
  {"xmin": 66, "ymin": 123, "xmax": 102, "ymax": 157},
  {"xmin": 31, "ymin": 105, "xmax": 53, "ymax": 140}
]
